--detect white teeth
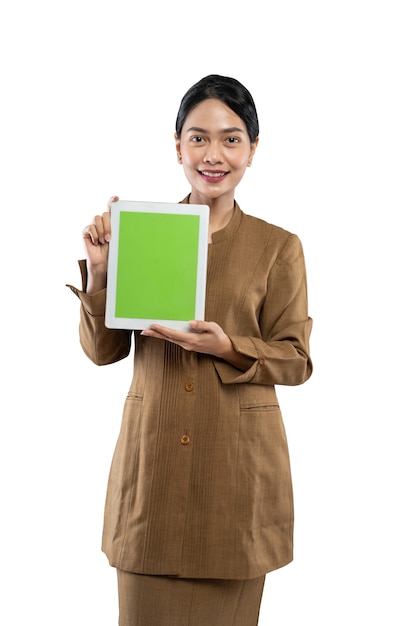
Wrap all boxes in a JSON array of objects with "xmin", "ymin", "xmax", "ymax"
[{"xmin": 202, "ymin": 171, "xmax": 225, "ymax": 177}]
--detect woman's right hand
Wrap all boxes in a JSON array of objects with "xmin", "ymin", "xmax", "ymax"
[{"xmin": 82, "ymin": 195, "xmax": 118, "ymax": 293}]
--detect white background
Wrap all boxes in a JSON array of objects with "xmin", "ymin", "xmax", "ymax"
[{"xmin": 1, "ymin": 1, "xmax": 416, "ymax": 624}]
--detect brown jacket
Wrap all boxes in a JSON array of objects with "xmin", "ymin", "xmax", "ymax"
[{"xmin": 68, "ymin": 202, "xmax": 313, "ymax": 579}]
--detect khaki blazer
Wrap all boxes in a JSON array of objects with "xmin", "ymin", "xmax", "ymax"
[{"xmin": 68, "ymin": 201, "xmax": 312, "ymax": 580}]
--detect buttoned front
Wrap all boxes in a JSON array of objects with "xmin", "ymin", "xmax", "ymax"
[{"xmin": 69, "ymin": 200, "xmax": 312, "ymax": 580}]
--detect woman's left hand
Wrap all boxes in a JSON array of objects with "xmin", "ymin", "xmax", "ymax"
[
  {"xmin": 141, "ymin": 320, "xmax": 230, "ymax": 358},
  {"xmin": 140, "ymin": 321, "xmax": 256, "ymax": 371}
]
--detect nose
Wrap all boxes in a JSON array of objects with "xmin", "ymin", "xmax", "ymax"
[{"xmin": 203, "ymin": 142, "xmax": 223, "ymax": 165}]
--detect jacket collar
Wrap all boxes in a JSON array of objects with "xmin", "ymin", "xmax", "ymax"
[{"xmin": 179, "ymin": 194, "xmax": 243, "ymax": 243}]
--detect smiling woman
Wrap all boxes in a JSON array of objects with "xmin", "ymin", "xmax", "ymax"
[
  {"xmin": 174, "ymin": 76, "xmax": 259, "ymax": 240},
  {"xmin": 175, "ymin": 98, "xmax": 258, "ymax": 240},
  {"xmin": 68, "ymin": 74, "xmax": 313, "ymax": 626}
]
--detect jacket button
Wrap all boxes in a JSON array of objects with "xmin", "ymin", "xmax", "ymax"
[
  {"xmin": 258, "ymin": 357, "xmax": 265, "ymax": 365},
  {"xmin": 184, "ymin": 381, "xmax": 194, "ymax": 392},
  {"xmin": 181, "ymin": 435, "xmax": 190, "ymax": 445}
]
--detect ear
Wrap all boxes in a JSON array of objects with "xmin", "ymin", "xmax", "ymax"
[
  {"xmin": 247, "ymin": 137, "xmax": 259, "ymax": 167},
  {"xmin": 174, "ymin": 133, "xmax": 182, "ymax": 163}
]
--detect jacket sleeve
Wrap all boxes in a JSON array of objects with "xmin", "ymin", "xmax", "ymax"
[
  {"xmin": 66, "ymin": 260, "xmax": 132, "ymax": 366},
  {"xmin": 213, "ymin": 234, "xmax": 313, "ymax": 386}
]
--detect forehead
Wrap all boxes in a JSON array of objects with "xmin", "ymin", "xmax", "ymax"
[{"xmin": 184, "ymin": 98, "xmax": 246, "ymax": 133}]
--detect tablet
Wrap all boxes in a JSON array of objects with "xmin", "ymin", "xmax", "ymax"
[{"xmin": 105, "ymin": 200, "xmax": 209, "ymax": 331}]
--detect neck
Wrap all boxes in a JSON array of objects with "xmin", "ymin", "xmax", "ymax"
[
  {"xmin": 208, "ymin": 203, "xmax": 234, "ymax": 240},
  {"xmin": 188, "ymin": 192, "xmax": 235, "ymax": 241}
]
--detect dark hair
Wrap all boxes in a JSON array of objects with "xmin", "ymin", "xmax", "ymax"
[{"xmin": 175, "ymin": 74, "xmax": 259, "ymax": 143}]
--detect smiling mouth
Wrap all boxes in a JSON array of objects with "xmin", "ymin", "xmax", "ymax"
[{"xmin": 199, "ymin": 170, "xmax": 228, "ymax": 178}]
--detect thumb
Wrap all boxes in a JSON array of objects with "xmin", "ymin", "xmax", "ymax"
[{"xmin": 189, "ymin": 320, "xmax": 207, "ymax": 332}]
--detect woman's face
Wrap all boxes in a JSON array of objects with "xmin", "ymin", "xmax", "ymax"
[{"xmin": 176, "ymin": 98, "xmax": 258, "ymax": 206}]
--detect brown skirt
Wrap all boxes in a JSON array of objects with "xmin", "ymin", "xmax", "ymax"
[{"xmin": 117, "ymin": 570, "xmax": 266, "ymax": 626}]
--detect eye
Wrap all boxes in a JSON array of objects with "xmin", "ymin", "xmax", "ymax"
[
  {"xmin": 190, "ymin": 136, "xmax": 205, "ymax": 143},
  {"xmin": 226, "ymin": 136, "xmax": 240, "ymax": 144}
]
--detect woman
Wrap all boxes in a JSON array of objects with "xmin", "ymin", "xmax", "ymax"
[{"xmin": 68, "ymin": 74, "xmax": 313, "ymax": 625}]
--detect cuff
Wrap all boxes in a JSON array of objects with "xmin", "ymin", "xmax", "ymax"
[
  {"xmin": 213, "ymin": 336, "xmax": 262, "ymax": 384},
  {"xmin": 66, "ymin": 259, "xmax": 107, "ymax": 316}
]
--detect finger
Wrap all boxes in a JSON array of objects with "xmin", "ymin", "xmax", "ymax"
[
  {"xmin": 93, "ymin": 215, "xmax": 107, "ymax": 244},
  {"xmin": 102, "ymin": 210, "xmax": 112, "ymax": 242},
  {"xmin": 148, "ymin": 324, "xmax": 178, "ymax": 340},
  {"xmin": 140, "ymin": 328, "xmax": 170, "ymax": 341},
  {"xmin": 142, "ymin": 324, "xmax": 186, "ymax": 342},
  {"xmin": 82, "ymin": 223, "xmax": 100, "ymax": 245},
  {"xmin": 107, "ymin": 195, "xmax": 119, "ymax": 212}
]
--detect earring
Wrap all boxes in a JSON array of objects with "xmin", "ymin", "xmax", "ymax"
[{"xmin": 178, "ymin": 154, "xmax": 182, "ymax": 163}]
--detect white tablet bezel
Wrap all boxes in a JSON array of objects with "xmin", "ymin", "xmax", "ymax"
[{"xmin": 105, "ymin": 200, "xmax": 209, "ymax": 331}]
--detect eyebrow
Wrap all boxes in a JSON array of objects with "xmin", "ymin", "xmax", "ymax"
[{"xmin": 185, "ymin": 126, "xmax": 245, "ymax": 134}]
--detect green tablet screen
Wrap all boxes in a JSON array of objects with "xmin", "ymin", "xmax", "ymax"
[{"xmin": 116, "ymin": 211, "xmax": 200, "ymax": 320}]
